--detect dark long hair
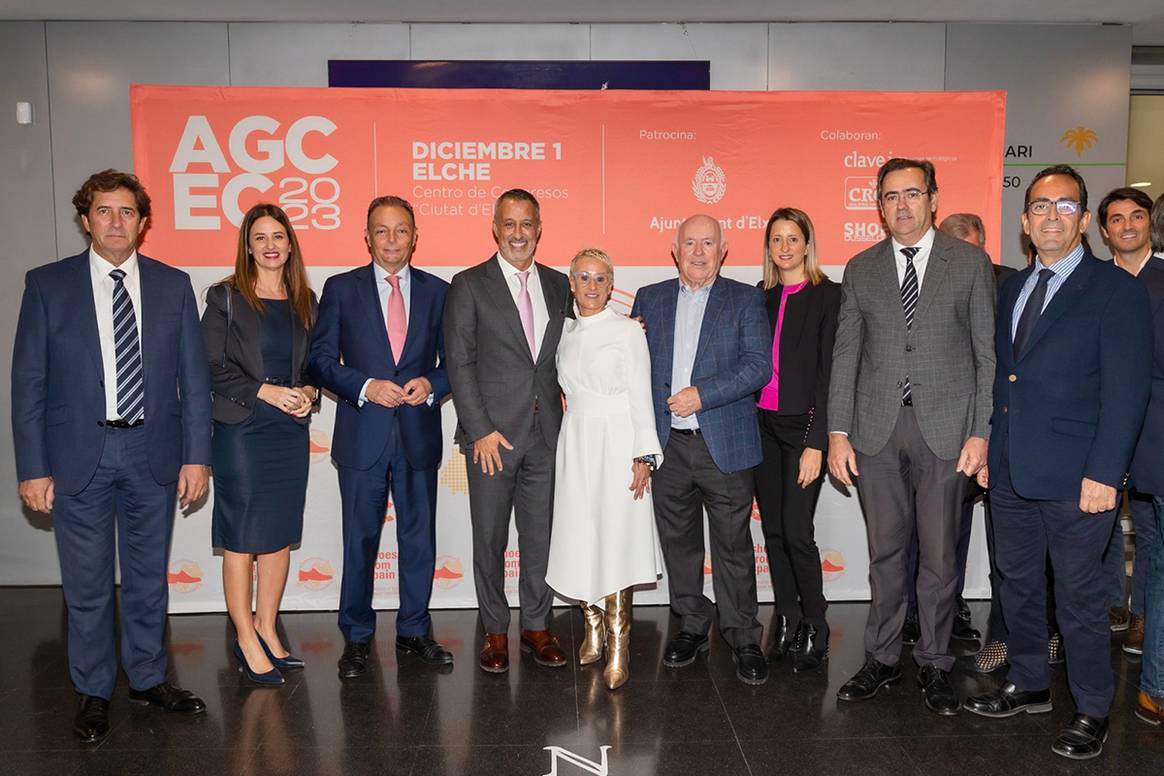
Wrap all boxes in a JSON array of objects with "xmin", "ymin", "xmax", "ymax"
[{"xmin": 225, "ymin": 203, "xmax": 314, "ymax": 329}]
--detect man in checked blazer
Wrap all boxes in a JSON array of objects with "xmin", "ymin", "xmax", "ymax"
[
  {"xmin": 631, "ymin": 214, "xmax": 773, "ymax": 685},
  {"xmin": 828, "ymin": 159, "xmax": 996, "ymax": 715}
]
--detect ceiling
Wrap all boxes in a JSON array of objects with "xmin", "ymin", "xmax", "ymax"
[{"xmin": 4, "ymin": 0, "xmax": 1164, "ymax": 31}]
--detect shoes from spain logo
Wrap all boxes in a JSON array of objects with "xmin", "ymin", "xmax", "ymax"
[
  {"xmin": 691, "ymin": 156, "xmax": 726, "ymax": 205},
  {"xmin": 167, "ymin": 560, "xmax": 203, "ymax": 593},
  {"xmin": 844, "ymin": 176, "xmax": 878, "ymax": 211},
  {"xmin": 1060, "ymin": 126, "xmax": 1098, "ymax": 158},
  {"xmin": 542, "ymin": 745, "xmax": 611, "ymax": 776},
  {"xmin": 433, "ymin": 555, "xmax": 465, "ymax": 589},
  {"xmin": 297, "ymin": 557, "xmax": 334, "ymax": 590},
  {"xmin": 820, "ymin": 549, "xmax": 846, "ymax": 582},
  {"xmin": 504, "ymin": 549, "xmax": 521, "ymax": 593},
  {"xmin": 439, "ymin": 450, "xmax": 470, "ymax": 495},
  {"xmin": 384, "ymin": 499, "xmax": 395, "ymax": 523},
  {"xmin": 309, "ymin": 429, "xmax": 330, "ymax": 463}
]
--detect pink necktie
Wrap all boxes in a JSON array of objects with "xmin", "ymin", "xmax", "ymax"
[
  {"xmin": 517, "ymin": 270, "xmax": 536, "ymax": 358},
  {"xmin": 386, "ymin": 274, "xmax": 406, "ymax": 363}
]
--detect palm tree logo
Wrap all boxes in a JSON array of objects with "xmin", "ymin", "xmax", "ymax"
[{"xmin": 1060, "ymin": 126, "xmax": 1098, "ymax": 158}]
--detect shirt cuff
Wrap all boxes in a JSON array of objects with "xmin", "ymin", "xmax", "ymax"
[
  {"xmin": 358, "ymin": 378, "xmax": 372, "ymax": 407},
  {"xmin": 829, "ymin": 431, "xmax": 848, "ymax": 437}
]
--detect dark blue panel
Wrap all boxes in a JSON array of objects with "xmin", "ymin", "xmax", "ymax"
[{"xmin": 328, "ymin": 60, "xmax": 710, "ymax": 90}]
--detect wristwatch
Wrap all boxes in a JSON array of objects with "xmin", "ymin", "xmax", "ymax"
[{"xmin": 634, "ymin": 455, "xmax": 658, "ymax": 471}]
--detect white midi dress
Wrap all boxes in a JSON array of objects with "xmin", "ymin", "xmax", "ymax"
[{"xmin": 545, "ymin": 306, "xmax": 664, "ymax": 608}]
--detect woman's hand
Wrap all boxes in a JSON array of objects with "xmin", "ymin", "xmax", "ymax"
[
  {"xmin": 258, "ymin": 384, "xmax": 306, "ymax": 415},
  {"xmin": 630, "ymin": 461, "xmax": 652, "ymax": 500},
  {"xmin": 798, "ymin": 447, "xmax": 823, "ymax": 488},
  {"xmin": 291, "ymin": 385, "xmax": 318, "ymax": 417}
]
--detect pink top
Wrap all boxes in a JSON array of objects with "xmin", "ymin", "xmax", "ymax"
[{"xmin": 757, "ymin": 280, "xmax": 809, "ymax": 410}]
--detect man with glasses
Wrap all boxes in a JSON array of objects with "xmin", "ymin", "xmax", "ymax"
[
  {"xmin": 829, "ymin": 158, "xmax": 995, "ymax": 715},
  {"xmin": 965, "ymin": 165, "xmax": 1151, "ymax": 760}
]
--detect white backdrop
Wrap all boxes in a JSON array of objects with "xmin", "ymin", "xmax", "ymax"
[{"xmin": 165, "ymin": 263, "xmax": 991, "ymax": 613}]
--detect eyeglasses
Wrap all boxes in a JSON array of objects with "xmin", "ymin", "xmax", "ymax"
[
  {"xmin": 1026, "ymin": 198, "xmax": 1082, "ymax": 216},
  {"xmin": 880, "ymin": 189, "xmax": 928, "ymax": 205},
  {"xmin": 571, "ymin": 272, "xmax": 612, "ymax": 287}
]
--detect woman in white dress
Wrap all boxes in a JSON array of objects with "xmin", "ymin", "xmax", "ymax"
[{"xmin": 546, "ymin": 248, "xmax": 663, "ymax": 690}]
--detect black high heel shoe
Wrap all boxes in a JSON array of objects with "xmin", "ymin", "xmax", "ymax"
[
  {"xmin": 234, "ymin": 640, "xmax": 285, "ymax": 686},
  {"xmin": 791, "ymin": 622, "xmax": 828, "ymax": 673},
  {"xmin": 257, "ymin": 633, "xmax": 305, "ymax": 671}
]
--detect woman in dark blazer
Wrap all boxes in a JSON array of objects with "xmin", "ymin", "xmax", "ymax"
[
  {"xmin": 754, "ymin": 207, "xmax": 841, "ymax": 672},
  {"xmin": 201, "ymin": 203, "xmax": 318, "ymax": 685}
]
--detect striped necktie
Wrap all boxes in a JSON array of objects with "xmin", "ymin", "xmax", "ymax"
[
  {"xmin": 900, "ymin": 246, "xmax": 919, "ymax": 405},
  {"xmin": 110, "ymin": 269, "xmax": 144, "ymax": 423}
]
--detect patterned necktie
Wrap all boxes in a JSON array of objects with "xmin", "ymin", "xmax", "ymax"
[
  {"xmin": 900, "ymin": 246, "xmax": 920, "ymax": 405},
  {"xmin": 1013, "ymin": 267, "xmax": 1054, "ymax": 359},
  {"xmin": 517, "ymin": 269, "xmax": 536, "ymax": 358},
  {"xmin": 110, "ymin": 269, "xmax": 144, "ymax": 423},
  {"xmin": 386, "ymin": 274, "xmax": 406, "ymax": 363}
]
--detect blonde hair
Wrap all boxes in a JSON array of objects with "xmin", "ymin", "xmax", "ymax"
[
  {"xmin": 760, "ymin": 207, "xmax": 826, "ymax": 290},
  {"xmin": 570, "ymin": 247, "xmax": 615, "ymax": 276}
]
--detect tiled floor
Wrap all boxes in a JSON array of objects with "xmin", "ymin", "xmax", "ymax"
[{"xmin": 1, "ymin": 587, "xmax": 1160, "ymax": 775}]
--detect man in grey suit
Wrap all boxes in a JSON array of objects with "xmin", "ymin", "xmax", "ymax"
[
  {"xmin": 828, "ymin": 158, "xmax": 996, "ymax": 715},
  {"xmin": 444, "ymin": 188, "xmax": 571, "ymax": 673}
]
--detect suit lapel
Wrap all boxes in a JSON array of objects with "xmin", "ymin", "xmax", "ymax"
[
  {"xmin": 1016, "ymin": 254, "xmax": 1096, "ymax": 363},
  {"xmin": 535, "ymin": 262, "xmax": 565, "ymax": 365},
  {"xmin": 873, "ymin": 243, "xmax": 907, "ymax": 331},
  {"xmin": 401, "ymin": 266, "xmax": 429, "ymax": 364},
  {"xmin": 653, "ymin": 280, "xmax": 679, "ymax": 370},
  {"xmin": 70, "ymin": 254, "xmax": 104, "ymax": 382},
  {"xmin": 483, "ymin": 257, "xmax": 535, "ymax": 365},
  {"xmin": 913, "ymin": 237, "xmax": 950, "ymax": 325},
  {"xmin": 138, "ymin": 257, "xmax": 165, "ymax": 399},
  {"xmin": 693, "ymin": 278, "xmax": 727, "ymax": 365},
  {"xmin": 356, "ymin": 263, "xmax": 393, "ymax": 363},
  {"xmin": 780, "ymin": 284, "xmax": 810, "ymax": 351}
]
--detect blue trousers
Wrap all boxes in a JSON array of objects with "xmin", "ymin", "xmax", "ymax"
[
  {"xmin": 1102, "ymin": 489, "xmax": 1157, "ymax": 614},
  {"xmin": 1142, "ymin": 498, "xmax": 1164, "ymax": 698},
  {"xmin": 337, "ymin": 418, "xmax": 438, "ymax": 642},
  {"xmin": 52, "ymin": 426, "xmax": 176, "ymax": 699}
]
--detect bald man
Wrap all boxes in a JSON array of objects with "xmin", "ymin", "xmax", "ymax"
[{"xmin": 631, "ymin": 214, "xmax": 773, "ymax": 685}]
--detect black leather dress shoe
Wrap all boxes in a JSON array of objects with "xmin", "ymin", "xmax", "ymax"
[
  {"xmin": 338, "ymin": 640, "xmax": 371, "ymax": 679},
  {"xmin": 662, "ymin": 631, "xmax": 709, "ymax": 668},
  {"xmin": 733, "ymin": 644, "xmax": 769, "ymax": 685},
  {"xmin": 965, "ymin": 681, "xmax": 1052, "ymax": 718},
  {"xmin": 1052, "ymin": 713, "xmax": 1109, "ymax": 760},
  {"xmin": 902, "ymin": 612, "xmax": 920, "ymax": 646},
  {"xmin": 396, "ymin": 635, "xmax": 454, "ymax": 666},
  {"xmin": 837, "ymin": 657, "xmax": 901, "ymax": 701},
  {"xmin": 791, "ymin": 622, "xmax": 829, "ymax": 673},
  {"xmin": 765, "ymin": 614, "xmax": 794, "ymax": 663},
  {"xmin": 128, "ymin": 682, "xmax": 206, "ymax": 714},
  {"xmin": 956, "ymin": 597, "xmax": 973, "ymax": 623},
  {"xmin": 73, "ymin": 694, "xmax": 111, "ymax": 743},
  {"xmin": 952, "ymin": 614, "xmax": 982, "ymax": 643},
  {"xmin": 917, "ymin": 664, "xmax": 960, "ymax": 716}
]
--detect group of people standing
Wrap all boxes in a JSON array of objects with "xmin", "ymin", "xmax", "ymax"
[{"xmin": 11, "ymin": 160, "xmax": 1164, "ymax": 762}]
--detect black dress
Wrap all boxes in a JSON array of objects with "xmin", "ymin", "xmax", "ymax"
[{"xmin": 211, "ymin": 299, "xmax": 309, "ymax": 553}]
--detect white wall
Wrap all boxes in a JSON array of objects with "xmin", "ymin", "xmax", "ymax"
[{"xmin": 0, "ymin": 20, "xmax": 1133, "ymax": 590}]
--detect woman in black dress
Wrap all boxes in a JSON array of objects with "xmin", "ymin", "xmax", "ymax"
[
  {"xmin": 753, "ymin": 207, "xmax": 841, "ymax": 672},
  {"xmin": 201, "ymin": 203, "xmax": 318, "ymax": 685}
]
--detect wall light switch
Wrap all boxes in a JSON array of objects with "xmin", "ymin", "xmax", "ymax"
[{"xmin": 16, "ymin": 102, "xmax": 33, "ymax": 125}]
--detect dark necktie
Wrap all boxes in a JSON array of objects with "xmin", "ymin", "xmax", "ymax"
[
  {"xmin": 110, "ymin": 269, "xmax": 144, "ymax": 423},
  {"xmin": 1013, "ymin": 267, "xmax": 1054, "ymax": 359},
  {"xmin": 900, "ymin": 246, "xmax": 920, "ymax": 404}
]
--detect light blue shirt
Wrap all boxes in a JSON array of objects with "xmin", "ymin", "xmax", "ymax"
[
  {"xmin": 1010, "ymin": 244, "xmax": 1085, "ymax": 341},
  {"xmin": 670, "ymin": 279, "xmax": 713, "ymax": 430}
]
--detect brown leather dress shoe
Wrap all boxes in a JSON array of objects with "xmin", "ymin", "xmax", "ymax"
[
  {"xmin": 520, "ymin": 629, "xmax": 567, "ymax": 667},
  {"xmin": 1123, "ymin": 614, "xmax": 1144, "ymax": 655},
  {"xmin": 479, "ymin": 633, "xmax": 509, "ymax": 674},
  {"xmin": 1135, "ymin": 690, "xmax": 1164, "ymax": 726}
]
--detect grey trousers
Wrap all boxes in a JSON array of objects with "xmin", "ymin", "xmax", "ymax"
[
  {"xmin": 465, "ymin": 414, "xmax": 556, "ymax": 634},
  {"xmin": 855, "ymin": 407, "xmax": 965, "ymax": 671},
  {"xmin": 652, "ymin": 430, "xmax": 762, "ymax": 648}
]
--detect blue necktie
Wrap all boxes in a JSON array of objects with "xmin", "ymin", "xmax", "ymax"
[
  {"xmin": 110, "ymin": 269, "xmax": 144, "ymax": 423},
  {"xmin": 1013, "ymin": 268, "xmax": 1054, "ymax": 360}
]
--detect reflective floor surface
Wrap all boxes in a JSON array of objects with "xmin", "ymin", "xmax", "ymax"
[{"xmin": 1, "ymin": 588, "xmax": 1161, "ymax": 775}]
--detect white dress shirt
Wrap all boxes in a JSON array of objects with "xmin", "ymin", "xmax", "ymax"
[
  {"xmin": 89, "ymin": 248, "xmax": 144, "ymax": 420},
  {"xmin": 496, "ymin": 252, "xmax": 550, "ymax": 357},
  {"xmin": 891, "ymin": 227, "xmax": 937, "ymax": 290}
]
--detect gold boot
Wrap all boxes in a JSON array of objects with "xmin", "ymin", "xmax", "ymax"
[
  {"xmin": 603, "ymin": 589, "xmax": 632, "ymax": 690},
  {"xmin": 579, "ymin": 602, "xmax": 605, "ymax": 665}
]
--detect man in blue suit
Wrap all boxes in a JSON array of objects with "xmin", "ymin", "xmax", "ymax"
[
  {"xmin": 12, "ymin": 169, "xmax": 211, "ymax": 743},
  {"xmin": 309, "ymin": 195, "xmax": 452, "ymax": 678},
  {"xmin": 966, "ymin": 166, "xmax": 1152, "ymax": 760},
  {"xmin": 631, "ymin": 213, "xmax": 772, "ymax": 685}
]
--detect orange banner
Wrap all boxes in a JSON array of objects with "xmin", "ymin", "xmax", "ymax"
[{"xmin": 131, "ymin": 86, "xmax": 1006, "ymax": 267}]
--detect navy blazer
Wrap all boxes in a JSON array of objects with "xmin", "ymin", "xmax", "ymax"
[
  {"xmin": 988, "ymin": 252, "xmax": 1151, "ymax": 499},
  {"xmin": 11, "ymin": 251, "xmax": 212, "ymax": 495},
  {"xmin": 308, "ymin": 263, "xmax": 450, "ymax": 471},
  {"xmin": 631, "ymin": 276, "xmax": 772, "ymax": 474},
  {"xmin": 1131, "ymin": 256, "xmax": 1164, "ymax": 495}
]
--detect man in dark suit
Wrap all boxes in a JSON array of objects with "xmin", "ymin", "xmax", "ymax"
[
  {"xmin": 443, "ymin": 189, "xmax": 571, "ymax": 673},
  {"xmin": 966, "ymin": 166, "xmax": 1151, "ymax": 760},
  {"xmin": 12, "ymin": 169, "xmax": 211, "ymax": 743},
  {"xmin": 828, "ymin": 159, "xmax": 996, "ymax": 715},
  {"xmin": 309, "ymin": 195, "xmax": 453, "ymax": 678},
  {"xmin": 631, "ymin": 214, "xmax": 773, "ymax": 685}
]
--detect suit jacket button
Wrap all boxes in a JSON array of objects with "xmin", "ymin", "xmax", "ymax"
[
  {"xmin": 97, "ymin": 420, "xmax": 105, "ymax": 427},
  {"xmin": 663, "ymin": 409, "xmax": 670, "ymax": 415},
  {"xmin": 1003, "ymin": 406, "xmax": 1008, "ymax": 414},
  {"xmin": 905, "ymin": 345, "xmax": 913, "ymax": 352},
  {"xmin": 1008, "ymin": 374, "xmax": 1017, "ymax": 382}
]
